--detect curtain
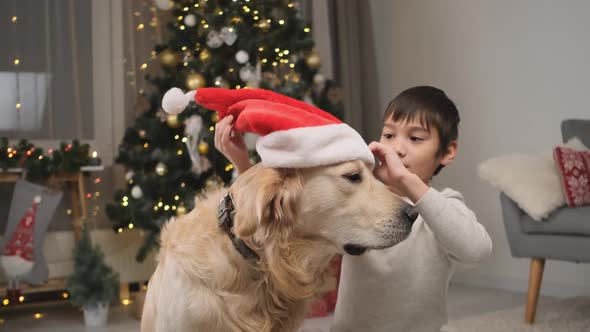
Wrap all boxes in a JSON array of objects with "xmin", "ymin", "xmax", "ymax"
[
  {"xmin": 309, "ymin": 0, "xmax": 382, "ymax": 141},
  {"xmin": 0, "ymin": 0, "xmax": 94, "ymax": 140},
  {"xmin": 121, "ymin": 0, "xmax": 170, "ymax": 127}
]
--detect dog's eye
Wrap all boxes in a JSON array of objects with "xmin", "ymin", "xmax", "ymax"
[{"xmin": 343, "ymin": 173, "xmax": 362, "ymax": 183}]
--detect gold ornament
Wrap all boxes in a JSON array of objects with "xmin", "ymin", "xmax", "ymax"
[
  {"xmin": 258, "ymin": 20, "xmax": 270, "ymax": 32},
  {"xmin": 176, "ymin": 204, "xmax": 187, "ymax": 216},
  {"xmin": 231, "ymin": 16, "xmax": 242, "ymax": 24},
  {"xmin": 305, "ymin": 51, "xmax": 321, "ymax": 69},
  {"xmin": 186, "ymin": 72, "xmax": 206, "ymax": 90},
  {"xmin": 198, "ymin": 141, "xmax": 209, "ymax": 155},
  {"xmin": 285, "ymin": 72, "xmax": 301, "ymax": 83},
  {"xmin": 166, "ymin": 114, "xmax": 181, "ymax": 128},
  {"xmin": 155, "ymin": 162, "xmax": 167, "ymax": 176},
  {"xmin": 199, "ymin": 49, "xmax": 211, "ymax": 63},
  {"xmin": 138, "ymin": 130, "xmax": 146, "ymax": 138},
  {"xmin": 160, "ymin": 49, "xmax": 179, "ymax": 67},
  {"xmin": 211, "ymin": 113, "xmax": 219, "ymax": 123}
]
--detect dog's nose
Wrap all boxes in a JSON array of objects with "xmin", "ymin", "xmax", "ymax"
[{"xmin": 401, "ymin": 203, "xmax": 418, "ymax": 225}]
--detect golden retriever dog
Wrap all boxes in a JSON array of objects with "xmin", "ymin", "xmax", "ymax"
[{"xmin": 141, "ymin": 160, "xmax": 415, "ymax": 332}]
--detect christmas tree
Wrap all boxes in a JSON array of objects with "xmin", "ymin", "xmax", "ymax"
[
  {"xmin": 106, "ymin": 0, "xmax": 343, "ymax": 261},
  {"xmin": 66, "ymin": 224, "xmax": 120, "ymax": 307}
]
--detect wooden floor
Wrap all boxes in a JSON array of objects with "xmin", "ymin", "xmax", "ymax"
[{"xmin": 0, "ymin": 283, "xmax": 553, "ymax": 331}]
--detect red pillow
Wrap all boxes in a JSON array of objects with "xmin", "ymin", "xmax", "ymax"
[{"xmin": 553, "ymin": 147, "xmax": 590, "ymax": 207}]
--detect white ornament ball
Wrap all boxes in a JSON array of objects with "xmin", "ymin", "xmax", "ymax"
[
  {"xmin": 239, "ymin": 64, "xmax": 255, "ymax": 82},
  {"xmin": 125, "ymin": 171, "xmax": 134, "ymax": 181},
  {"xmin": 235, "ymin": 50, "xmax": 249, "ymax": 64},
  {"xmin": 206, "ymin": 30, "xmax": 224, "ymax": 49},
  {"xmin": 154, "ymin": 0, "xmax": 174, "ymax": 11},
  {"xmin": 33, "ymin": 195, "xmax": 42, "ymax": 204},
  {"xmin": 313, "ymin": 73, "xmax": 326, "ymax": 86},
  {"xmin": 131, "ymin": 185, "xmax": 143, "ymax": 199},
  {"xmin": 184, "ymin": 14, "xmax": 196, "ymax": 27},
  {"xmin": 220, "ymin": 26, "xmax": 238, "ymax": 46}
]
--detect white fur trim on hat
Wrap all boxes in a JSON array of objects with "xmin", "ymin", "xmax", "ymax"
[{"xmin": 256, "ymin": 123, "xmax": 374, "ymax": 169}]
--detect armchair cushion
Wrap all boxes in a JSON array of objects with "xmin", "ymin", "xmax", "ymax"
[
  {"xmin": 553, "ymin": 147, "xmax": 590, "ymax": 207},
  {"xmin": 520, "ymin": 203, "xmax": 590, "ymax": 236}
]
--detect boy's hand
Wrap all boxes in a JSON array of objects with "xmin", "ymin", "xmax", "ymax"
[
  {"xmin": 368, "ymin": 141, "xmax": 428, "ymax": 203},
  {"xmin": 214, "ymin": 115, "xmax": 252, "ymax": 174},
  {"xmin": 369, "ymin": 141, "xmax": 412, "ymax": 187}
]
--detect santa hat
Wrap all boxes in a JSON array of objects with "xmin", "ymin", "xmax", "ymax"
[
  {"xmin": 1, "ymin": 196, "xmax": 39, "ymax": 278},
  {"xmin": 162, "ymin": 87, "xmax": 374, "ymax": 169}
]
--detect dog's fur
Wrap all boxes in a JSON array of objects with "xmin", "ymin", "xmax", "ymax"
[{"xmin": 141, "ymin": 161, "xmax": 413, "ymax": 332}]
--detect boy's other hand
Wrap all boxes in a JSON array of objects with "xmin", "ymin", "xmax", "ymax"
[{"xmin": 214, "ymin": 115, "xmax": 252, "ymax": 174}]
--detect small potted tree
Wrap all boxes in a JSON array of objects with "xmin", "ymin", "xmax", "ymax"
[{"xmin": 66, "ymin": 223, "xmax": 119, "ymax": 326}]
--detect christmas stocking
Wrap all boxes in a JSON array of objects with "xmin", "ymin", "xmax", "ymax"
[{"xmin": 0, "ymin": 180, "xmax": 62, "ymax": 303}]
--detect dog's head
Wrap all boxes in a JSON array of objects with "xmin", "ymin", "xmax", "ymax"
[{"xmin": 231, "ymin": 161, "xmax": 415, "ymax": 257}]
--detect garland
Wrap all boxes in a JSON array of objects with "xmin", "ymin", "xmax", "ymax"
[{"xmin": 0, "ymin": 137, "xmax": 101, "ymax": 179}]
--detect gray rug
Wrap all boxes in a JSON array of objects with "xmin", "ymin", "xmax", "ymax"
[{"xmin": 444, "ymin": 297, "xmax": 590, "ymax": 332}]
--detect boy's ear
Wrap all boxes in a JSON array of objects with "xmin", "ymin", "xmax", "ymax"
[{"xmin": 439, "ymin": 140, "xmax": 458, "ymax": 166}]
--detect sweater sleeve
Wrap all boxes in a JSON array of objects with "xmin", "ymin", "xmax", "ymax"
[{"xmin": 414, "ymin": 188, "xmax": 492, "ymax": 265}]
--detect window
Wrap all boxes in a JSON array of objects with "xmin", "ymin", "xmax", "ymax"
[{"xmin": 0, "ymin": 0, "xmax": 94, "ymax": 140}]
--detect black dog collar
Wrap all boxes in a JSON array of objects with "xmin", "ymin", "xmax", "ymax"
[{"xmin": 218, "ymin": 193, "xmax": 259, "ymax": 261}]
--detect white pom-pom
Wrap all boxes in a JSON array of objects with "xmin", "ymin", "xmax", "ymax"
[
  {"xmin": 131, "ymin": 185, "xmax": 143, "ymax": 199},
  {"xmin": 162, "ymin": 87, "xmax": 191, "ymax": 114},
  {"xmin": 184, "ymin": 14, "xmax": 196, "ymax": 27},
  {"xmin": 235, "ymin": 50, "xmax": 249, "ymax": 64},
  {"xmin": 33, "ymin": 195, "xmax": 42, "ymax": 204}
]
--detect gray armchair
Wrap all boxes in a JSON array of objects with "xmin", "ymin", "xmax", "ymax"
[{"xmin": 500, "ymin": 119, "xmax": 590, "ymax": 324}]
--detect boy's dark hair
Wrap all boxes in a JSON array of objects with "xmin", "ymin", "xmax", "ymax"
[{"xmin": 383, "ymin": 86, "xmax": 460, "ymax": 175}]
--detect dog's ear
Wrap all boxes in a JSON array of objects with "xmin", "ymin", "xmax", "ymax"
[
  {"xmin": 256, "ymin": 167, "xmax": 302, "ymax": 239},
  {"xmin": 232, "ymin": 165, "xmax": 302, "ymax": 239}
]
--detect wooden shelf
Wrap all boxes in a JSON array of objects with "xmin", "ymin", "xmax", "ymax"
[{"xmin": 0, "ymin": 278, "xmax": 66, "ymax": 295}]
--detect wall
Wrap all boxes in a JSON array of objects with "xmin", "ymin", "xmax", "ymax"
[{"xmin": 369, "ymin": 0, "xmax": 590, "ymax": 297}]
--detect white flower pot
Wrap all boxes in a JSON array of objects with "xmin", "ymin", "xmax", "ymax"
[{"xmin": 83, "ymin": 302, "xmax": 109, "ymax": 327}]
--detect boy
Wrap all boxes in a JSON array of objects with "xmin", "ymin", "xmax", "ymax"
[{"xmin": 215, "ymin": 86, "xmax": 492, "ymax": 332}]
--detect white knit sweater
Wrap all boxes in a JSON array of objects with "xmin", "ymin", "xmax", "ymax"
[{"xmin": 331, "ymin": 188, "xmax": 492, "ymax": 332}]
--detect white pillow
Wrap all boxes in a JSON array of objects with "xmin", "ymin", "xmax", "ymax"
[{"xmin": 478, "ymin": 137, "xmax": 588, "ymax": 221}]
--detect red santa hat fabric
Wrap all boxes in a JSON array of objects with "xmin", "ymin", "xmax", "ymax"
[{"xmin": 163, "ymin": 87, "xmax": 374, "ymax": 169}]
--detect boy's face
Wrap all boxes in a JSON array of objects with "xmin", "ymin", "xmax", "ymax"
[{"xmin": 379, "ymin": 116, "xmax": 457, "ymax": 184}]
